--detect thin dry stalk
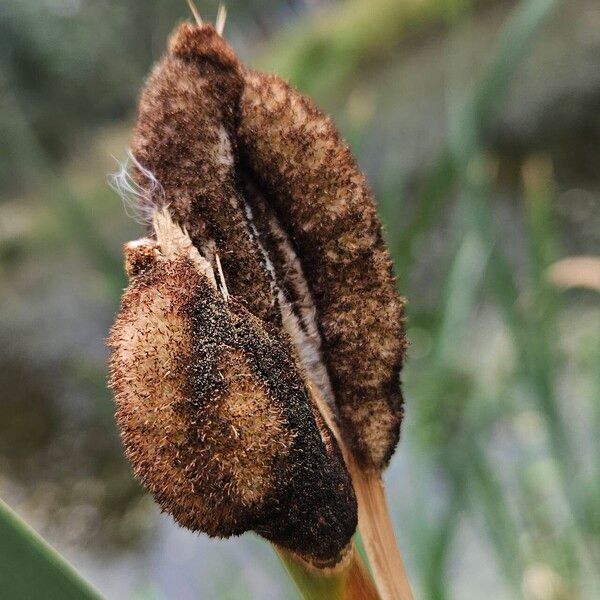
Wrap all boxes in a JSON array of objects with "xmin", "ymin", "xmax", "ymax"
[
  {"xmin": 348, "ymin": 459, "xmax": 414, "ymax": 600},
  {"xmin": 185, "ymin": 0, "xmax": 202, "ymax": 26},
  {"xmin": 307, "ymin": 382, "xmax": 414, "ymax": 600},
  {"xmin": 215, "ymin": 5, "xmax": 227, "ymax": 36}
]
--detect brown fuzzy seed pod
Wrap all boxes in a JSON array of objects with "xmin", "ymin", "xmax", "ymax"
[
  {"xmin": 130, "ymin": 23, "xmax": 280, "ymax": 328},
  {"xmin": 238, "ymin": 71, "xmax": 407, "ymax": 471},
  {"xmin": 108, "ymin": 214, "xmax": 357, "ymax": 568}
]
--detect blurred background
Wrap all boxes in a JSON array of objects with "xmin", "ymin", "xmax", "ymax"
[{"xmin": 1, "ymin": 0, "xmax": 599, "ymax": 598}]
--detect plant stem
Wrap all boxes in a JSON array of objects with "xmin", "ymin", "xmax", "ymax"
[
  {"xmin": 348, "ymin": 460, "xmax": 415, "ymax": 600},
  {"xmin": 307, "ymin": 382, "xmax": 414, "ymax": 600},
  {"xmin": 277, "ymin": 544, "xmax": 378, "ymax": 600}
]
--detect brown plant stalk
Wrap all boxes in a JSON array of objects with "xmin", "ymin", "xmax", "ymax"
[{"xmin": 307, "ymin": 380, "xmax": 414, "ymax": 600}]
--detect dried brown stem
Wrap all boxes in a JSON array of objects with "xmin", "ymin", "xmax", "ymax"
[
  {"xmin": 348, "ymin": 459, "xmax": 414, "ymax": 600},
  {"xmin": 185, "ymin": 0, "xmax": 202, "ymax": 26},
  {"xmin": 307, "ymin": 382, "xmax": 414, "ymax": 600}
]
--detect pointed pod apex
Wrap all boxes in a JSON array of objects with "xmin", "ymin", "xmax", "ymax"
[{"xmin": 168, "ymin": 22, "xmax": 239, "ymax": 71}]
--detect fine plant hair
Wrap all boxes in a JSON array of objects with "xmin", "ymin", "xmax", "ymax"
[
  {"xmin": 108, "ymin": 150, "xmax": 165, "ymax": 226},
  {"xmin": 240, "ymin": 176, "xmax": 338, "ymax": 414}
]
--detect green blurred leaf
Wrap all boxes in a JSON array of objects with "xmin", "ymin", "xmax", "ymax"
[
  {"xmin": 0, "ymin": 498, "xmax": 102, "ymax": 600},
  {"xmin": 258, "ymin": 0, "xmax": 477, "ymax": 103},
  {"xmin": 396, "ymin": 0, "xmax": 561, "ymax": 275}
]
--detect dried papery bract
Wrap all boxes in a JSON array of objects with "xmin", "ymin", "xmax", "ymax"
[{"xmin": 108, "ymin": 211, "xmax": 357, "ymax": 569}]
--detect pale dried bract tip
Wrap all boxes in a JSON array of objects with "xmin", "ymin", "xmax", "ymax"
[
  {"xmin": 109, "ymin": 210, "xmax": 357, "ymax": 568},
  {"xmin": 186, "ymin": 0, "xmax": 203, "ymax": 26},
  {"xmin": 215, "ymin": 4, "xmax": 227, "ymax": 36}
]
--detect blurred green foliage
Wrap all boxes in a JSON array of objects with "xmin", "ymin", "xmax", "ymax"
[
  {"xmin": 0, "ymin": 0, "xmax": 285, "ymax": 193},
  {"xmin": 0, "ymin": 499, "xmax": 101, "ymax": 600}
]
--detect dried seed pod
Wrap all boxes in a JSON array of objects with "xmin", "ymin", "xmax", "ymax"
[
  {"xmin": 238, "ymin": 71, "xmax": 407, "ymax": 471},
  {"xmin": 130, "ymin": 23, "xmax": 280, "ymax": 328},
  {"xmin": 126, "ymin": 19, "xmax": 406, "ymax": 472},
  {"xmin": 108, "ymin": 211, "xmax": 357, "ymax": 568}
]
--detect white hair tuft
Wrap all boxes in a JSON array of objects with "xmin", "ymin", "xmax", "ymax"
[{"xmin": 108, "ymin": 151, "xmax": 164, "ymax": 226}]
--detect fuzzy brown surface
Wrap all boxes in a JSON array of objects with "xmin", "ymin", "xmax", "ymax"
[
  {"xmin": 130, "ymin": 24, "xmax": 280, "ymax": 328},
  {"xmin": 238, "ymin": 70, "xmax": 407, "ymax": 470},
  {"xmin": 108, "ymin": 251, "xmax": 357, "ymax": 567}
]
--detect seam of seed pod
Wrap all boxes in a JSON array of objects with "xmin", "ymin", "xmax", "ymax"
[
  {"xmin": 240, "ymin": 197, "xmax": 283, "ymax": 320},
  {"xmin": 240, "ymin": 173, "xmax": 339, "ymax": 421}
]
